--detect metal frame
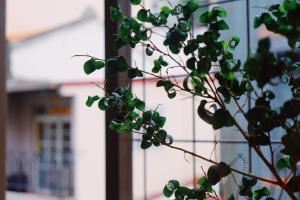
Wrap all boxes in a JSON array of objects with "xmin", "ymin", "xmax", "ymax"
[
  {"xmin": 34, "ymin": 115, "xmax": 73, "ymax": 197},
  {"xmin": 105, "ymin": 0, "xmax": 132, "ymax": 200},
  {"xmin": 0, "ymin": 0, "xmax": 6, "ymax": 199},
  {"xmin": 130, "ymin": 0, "xmax": 265, "ymax": 199}
]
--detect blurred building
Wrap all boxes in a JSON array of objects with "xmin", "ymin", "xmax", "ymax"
[{"xmin": 6, "ymin": 7, "xmax": 106, "ymax": 200}]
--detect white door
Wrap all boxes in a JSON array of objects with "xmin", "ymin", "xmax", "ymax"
[{"xmin": 35, "ymin": 116, "xmax": 73, "ymax": 197}]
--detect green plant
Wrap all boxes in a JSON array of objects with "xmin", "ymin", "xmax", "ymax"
[{"xmin": 81, "ymin": 0, "xmax": 300, "ymax": 199}]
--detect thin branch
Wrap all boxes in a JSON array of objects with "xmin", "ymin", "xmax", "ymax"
[
  {"xmin": 91, "ymin": 82, "xmax": 109, "ymax": 96},
  {"xmin": 164, "ymin": 143, "xmax": 279, "ymax": 185},
  {"xmin": 71, "ymin": 54, "xmax": 104, "ymax": 61},
  {"xmin": 231, "ymin": 117, "xmax": 298, "ymax": 200}
]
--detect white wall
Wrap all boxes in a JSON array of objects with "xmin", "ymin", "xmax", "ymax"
[
  {"xmin": 10, "ymin": 18, "xmax": 104, "ymax": 83},
  {"xmin": 60, "ymin": 84, "xmax": 105, "ymax": 200}
]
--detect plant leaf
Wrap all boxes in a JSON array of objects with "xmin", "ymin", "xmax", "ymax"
[
  {"xmin": 254, "ymin": 187, "xmax": 270, "ymax": 200},
  {"xmin": 277, "ymin": 156, "xmax": 291, "ymax": 169},
  {"xmin": 130, "ymin": 0, "xmax": 141, "ymax": 5},
  {"xmin": 86, "ymin": 95, "xmax": 100, "ymax": 107},
  {"xmin": 84, "ymin": 59, "xmax": 105, "ymax": 75}
]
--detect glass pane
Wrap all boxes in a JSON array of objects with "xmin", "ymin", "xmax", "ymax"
[
  {"xmin": 218, "ymin": 143, "xmax": 250, "ymax": 198},
  {"xmin": 132, "ymin": 81, "xmax": 194, "ymax": 141},
  {"xmin": 148, "ymin": 142, "xmax": 193, "ymax": 200},
  {"xmin": 132, "ymin": 141, "xmax": 146, "ymax": 200}
]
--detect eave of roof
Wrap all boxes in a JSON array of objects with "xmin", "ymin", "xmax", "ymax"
[
  {"xmin": 6, "ymin": 79, "xmax": 57, "ymax": 93},
  {"xmin": 7, "ymin": 8, "xmax": 99, "ymax": 44}
]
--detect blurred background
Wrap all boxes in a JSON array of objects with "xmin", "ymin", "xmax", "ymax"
[{"xmin": 3, "ymin": 0, "xmax": 294, "ymax": 200}]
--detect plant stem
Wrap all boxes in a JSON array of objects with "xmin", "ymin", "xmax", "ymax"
[
  {"xmin": 71, "ymin": 54, "xmax": 104, "ymax": 61},
  {"xmin": 164, "ymin": 144, "xmax": 279, "ymax": 185},
  {"xmin": 231, "ymin": 118, "xmax": 298, "ymax": 200}
]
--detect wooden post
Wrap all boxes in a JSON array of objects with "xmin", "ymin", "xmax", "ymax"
[
  {"xmin": 0, "ymin": 0, "xmax": 6, "ymax": 199},
  {"xmin": 104, "ymin": 0, "xmax": 132, "ymax": 200}
]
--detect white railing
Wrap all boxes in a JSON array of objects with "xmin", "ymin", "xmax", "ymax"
[{"xmin": 6, "ymin": 151, "xmax": 74, "ymax": 198}]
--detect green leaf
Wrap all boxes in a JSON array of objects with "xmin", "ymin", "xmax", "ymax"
[
  {"xmin": 253, "ymin": 16, "xmax": 261, "ymax": 29},
  {"xmin": 199, "ymin": 11, "xmax": 210, "ymax": 23},
  {"xmin": 197, "ymin": 177, "xmax": 208, "ymax": 186},
  {"xmin": 163, "ymin": 186, "xmax": 173, "ymax": 198},
  {"xmin": 156, "ymin": 80, "xmax": 174, "ymax": 92},
  {"xmin": 184, "ymin": 39, "xmax": 199, "ymax": 55},
  {"xmin": 141, "ymin": 139, "xmax": 152, "ymax": 149},
  {"xmin": 183, "ymin": 76, "xmax": 192, "ymax": 92},
  {"xmin": 137, "ymin": 9, "xmax": 148, "ymax": 22},
  {"xmin": 178, "ymin": 20, "xmax": 191, "ymax": 32},
  {"xmin": 86, "ymin": 95, "xmax": 100, "ymax": 107},
  {"xmin": 197, "ymin": 176, "xmax": 213, "ymax": 192},
  {"xmin": 110, "ymin": 6, "xmax": 124, "ymax": 22},
  {"xmin": 157, "ymin": 129, "xmax": 167, "ymax": 140},
  {"xmin": 239, "ymin": 186, "xmax": 253, "ymax": 197},
  {"xmin": 199, "ymin": 7, "xmax": 227, "ymax": 24},
  {"xmin": 254, "ymin": 187, "xmax": 270, "ymax": 200},
  {"xmin": 258, "ymin": 38, "xmax": 270, "ymax": 51},
  {"xmin": 142, "ymin": 111, "xmax": 152, "ymax": 122},
  {"xmin": 108, "ymin": 120, "xmax": 121, "ymax": 132},
  {"xmin": 277, "ymin": 156, "xmax": 291, "ymax": 169},
  {"xmin": 130, "ymin": 0, "xmax": 141, "ymax": 5},
  {"xmin": 146, "ymin": 46, "xmax": 154, "ymax": 56},
  {"xmin": 165, "ymin": 135, "xmax": 173, "ymax": 145},
  {"xmin": 106, "ymin": 56, "xmax": 130, "ymax": 74},
  {"xmin": 155, "ymin": 116, "xmax": 166, "ymax": 128},
  {"xmin": 242, "ymin": 176, "xmax": 257, "ymax": 187},
  {"xmin": 152, "ymin": 60, "xmax": 162, "ymax": 73},
  {"xmin": 128, "ymin": 68, "xmax": 143, "ymax": 79},
  {"xmin": 161, "ymin": 6, "xmax": 172, "ymax": 15},
  {"xmin": 109, "ymin": 121, "xmax": 131, "ymax": 133},
  {"xmin": 260, "ymin": 13, "xmax": 274, "ymax": 25},
  {"xmin": 83, "ymin": 59, "xmax": 105, "ymax": 75},
  {"xmin": 229, "ymin": 35, "xmax": 240, "ymax": 49},
  {"xmin": 132, "ymin": 98, "xmax": 145, "ymax": 111},
  {"xmin": 98, "ymin": 98, "xmax": 109, "ymax": 110},
  {"xmin": 186, "ymin": 0, "xmax": 199, "ymax": 11},
  {"xmin": 122, "ymin": 90, "xmax": 134, "ymax": 101},
  {"xmin": 116, "ymin": 56, "xmax": 130, "ymax": 71},
  {"xmin": 157, "ymin": 56, "xmax": 168, "ymax": 66},
  {"xmin": 283, "ymin": 0, "xmax": 299, "ymax": 11},
  {"xmin": 212, "ymin": 109, "xmax": 233, "ymax": 130},
  {"xmin": 197, "ymin": 100, "xmax": 213, "ymax": 124},
  {"xmin": 207, "ymin": 162, "xmax": 231, "ymax": 185},
  {"xmin": 226, "ymin": 71, "xmax": 235, "ymax": 81},
  {"xmin": 129, "ymin": 111, "xmax": 139, "ymax": 119},
  {"xmin": 163, "ymin": 180, "xmax": 180, "ymax": 197},
  {"xmin": 175, "ymin": 187, "xmax": 193, "ymax": 197},
  {"xmin": 167, "ymin": 90, "xmax": 176, "ymax": 99},
  {"xmin": 207, "ymin": 165, "xmax": 221, "ymax": 185},
  {"xmin": 227, "ymin": 194, "xmax": 234, "ymax": 200},
  {"xmin": 182, "ymin": 0, "xmax": 199, "ymax": 19},
  {"xmin": 268, "ymin": 4, "xmax": 280, "ymax": 11},
  {"xmin": 186, "ymin": 57, "xmax": 196, "ymax": 70},
  {"xmin": 211, "ymin": 20, "xmax": 229, "ymax": 30},
  {"xmin": 114, "ymin": 87, "xmax": 125, "ymax": 95},
  {"xmin": 218, "ymin": 162, "xmax": 231, "ymax": 177},
  {"xmin": 148, "ymin": 14, "xmax": 160, "ymax": 26},
  {"xmin": 282, "ymin": 99, "xmax": 300, "ymax": 118},
  {"xmin": 212, "ymin": 6, "xmax": 227, "ymax": 17}
]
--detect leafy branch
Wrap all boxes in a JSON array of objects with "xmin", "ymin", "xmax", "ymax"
[{"xmin": 81, "ymin": 0, "xmax": 300, "ymax": 199}]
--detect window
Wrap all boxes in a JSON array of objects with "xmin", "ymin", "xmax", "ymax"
[
  {"xmin": 36, "ymin": 116, "xmax": 73, "ymax": 197},
  {"xmin": 130, "ymin": 0, "xmax": 269, "ymax": 199}
]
